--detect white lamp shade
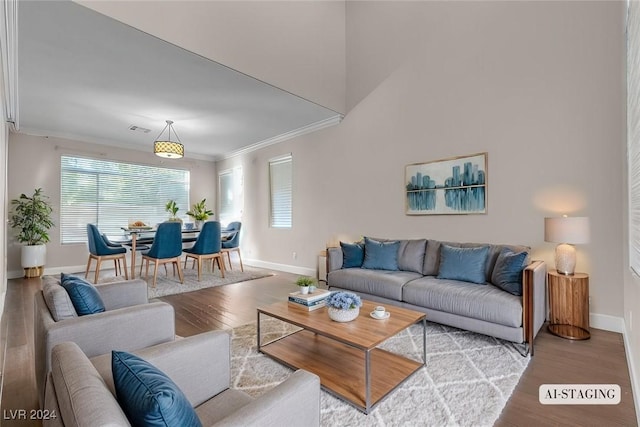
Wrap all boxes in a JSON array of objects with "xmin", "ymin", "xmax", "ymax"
[{"xmin": 544, "ymin": 217, "xmax": 590, "ymax": 244}]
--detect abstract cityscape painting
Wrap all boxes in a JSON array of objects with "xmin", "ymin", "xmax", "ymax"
[{"xmin": 405, "ymin": 152, "xmax": 487, "ymax": 215}]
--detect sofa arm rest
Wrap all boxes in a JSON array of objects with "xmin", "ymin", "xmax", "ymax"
[
  {"xmin": 37, "ymin": 302, "xmax": 175, "ymax": 405},
  {"xmin": 213, "ymin": 370, "xmax": 321, "ymax": 427},
  {"xmin": 327, "ymin": 246, "xmax": 343, "ymax": 273},
  {"xmin": 523, "ymin": 260, "xmax": 547, "ymax": 355},
  {"xmin": 96, "ymin": 278, "xmax": 149, "ymax": 310}
]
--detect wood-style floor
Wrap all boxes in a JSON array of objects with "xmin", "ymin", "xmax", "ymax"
[{"xmin": 0, "ymin": 269, "xmax": 637, "ymax": 426}]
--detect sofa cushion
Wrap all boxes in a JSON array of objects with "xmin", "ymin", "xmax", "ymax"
[
  {"xmin": 491, "ymin": 248, "xmax": 528, "ymax": 296},
  {"xmin": 362, "ymin": 237, "xmax": 400, "ymax": 271},
  {"xmin": 437, "ymin": 245, "xmax": 489, "ymax": 284},
  {"xmin": 397, "ymin": 239, "xmax": 427, "ymax": 273},
  {"xmin": 42, "ymin": 281, "xmax": 78, "ymax": 321},
  {"xmin": 112, "ymin": 350, "xmax": 202, "ymax": 427},
  {"xmin": 60, "ymin": 275, "xmax": 106, "ymax": 316},
  {"xmin": 424, "ymin": 240, "xmax": 530, "ymax": 281},
  {"xmin": 403, "ymin": 277, "xmax": 523, "ymax": 327},
  {"xmin": 328, "ymin": 269, "xmax": 422, "ymax": 301},
  {"xmin": 50, "ymin": 342, "xmax": 130, "ymax": 426},
  {"xmin": 340, "ymin": 241, "xmax": 364, "ymax": 268}
]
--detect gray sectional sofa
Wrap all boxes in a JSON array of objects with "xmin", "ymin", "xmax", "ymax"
[{"xmin": 327, "ymin": 238, "xmax": 546, "ymax": 355}]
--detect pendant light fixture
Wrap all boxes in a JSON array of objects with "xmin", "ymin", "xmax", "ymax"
[{"xmin": 153, "ymin": 120, "xmax": 184, "ymax": 159}]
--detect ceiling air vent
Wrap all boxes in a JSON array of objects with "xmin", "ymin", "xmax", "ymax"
[{"xmin": 129, "ymin": 125, "xmax": 151, "ymax": 133}]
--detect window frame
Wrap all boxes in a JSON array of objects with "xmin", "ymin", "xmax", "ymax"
[{"xmin": 268, "ymin": 154, "xmax": 293, "ymax": 229}]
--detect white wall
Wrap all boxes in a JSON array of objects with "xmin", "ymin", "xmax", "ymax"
[
  {"xmin": 76, "ymin": 0, "xmax": 346, "ymax": 115},
  {"xmin": 217, "ymin": 1, "xmax": 626, "ymax": 325},
  {"xmin": 6, "ymin": 133, "xmax": 217, "ymax": 277},
  {"xmin": 625, "ymin": 0, "xmax": 640, "ymax": 422}
]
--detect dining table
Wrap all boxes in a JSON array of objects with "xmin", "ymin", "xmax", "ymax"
[{"xmin": 120, "ymin": 226, "xmax": 231, "ymax": 279}]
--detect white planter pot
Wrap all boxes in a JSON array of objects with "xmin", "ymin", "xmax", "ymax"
[
  {"xmin": 21, "ymin": 244, "xmax": 46, "ymax": 268},
  {"xmin": 327, "ymin": 307, "xmax": 360, "ymax": 323},
  {"xmin": 299, "ymin": 286, "xmax": 310, "ymax": 295}
]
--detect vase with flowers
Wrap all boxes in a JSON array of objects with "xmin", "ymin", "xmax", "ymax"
[{"xmin": 325, "ymin": 291, "xmax": 362, "ymax": 322}]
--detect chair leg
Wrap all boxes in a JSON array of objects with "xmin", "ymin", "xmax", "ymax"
[
  {"xmin": 122, "ymin": 255, "xmax": 129, "ymax": 280},
  {"xmin": 152, "ymin": 260, "xmax": 159, "ymax": 288},
  {"xmin": 236, "ymin": 248, "xmax": 244, "ymax": 272},
  {"xmin": 94, "ymin": 258, "xmax": 102, "ymax": 284},
  {"xmin": 226, "ymin": 251, "xmax": 233, "ymax": 270},
  {"xmin": 85, "ymin": 256, "xmax": 93, "ymax": 279},
  {"xmin": 176, "ymin": 259, "xmax": 184, "ymax": 284},
  {"xmin": 197, "ymin": 257, "xmax": 202, "ymax": 281},
  {"xmin": 216, "ymin": 256, "xmax": 225, "ymax": 278}
]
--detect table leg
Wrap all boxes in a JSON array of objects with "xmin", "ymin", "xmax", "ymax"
[
  {"xmin": 365, "ymin": 349, "xmax": 371, "ymax": 413},
  {"xmin": 257, "ymin": 311, "xmax": 262, "ymax": 351},
  {"xmin": 130, "ymin": 233, "xmax": 137, "ymax": 279},
  {"xmin": 422, "ymin": 318, "xmax": 427, "ymax": 365}
]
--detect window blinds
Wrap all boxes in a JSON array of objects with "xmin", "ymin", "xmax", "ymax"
[
  {"xmin": 269, "ymin": 155, "xmax": 292, "ymax": 228},
  {"xmin": 60, "ymin": 156, "xmax": 190, "ymax": 244}
]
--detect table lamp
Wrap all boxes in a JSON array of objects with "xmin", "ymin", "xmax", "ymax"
[{"xmin": 544, "ymin": 216, "xmax": 590, "ymax": 275}]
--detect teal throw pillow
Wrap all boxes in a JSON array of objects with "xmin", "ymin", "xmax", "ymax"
[
  {"xmin": 59, "ymin": 274, "xmax": 106, "ymax": 316},
  {"xmin": 112, "ymin": 351, "xmax": 202, "ymax": 427},
  {"xmin": 491, "ymin": 248, "xmax": 528, "ymax": 296},
  {"xmin": 340, "ymin": 241, "xmax": 364, "ymax": 268},
  {"xmin": 437, "ymin": 245, "xmax": 489, "ymax": 284},
  {"xmin": 362, "ymin": 237, "xmax": 400, "ymax": 271}
]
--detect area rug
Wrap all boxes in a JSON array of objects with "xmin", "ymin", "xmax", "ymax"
[
  {"xmin": 145, "ymin": 266, "xmax": 273, "ymax": 298},
  {"xmin": 94, "ymin": 266, "xmax": 273, "ymax": 298},
  {"xmin": 229, "ymin": 317, "xmax": 530, "ymax": 426}
]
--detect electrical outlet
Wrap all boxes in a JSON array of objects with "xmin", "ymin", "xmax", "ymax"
[
  {"xmin": 589, "ymin": 296, "xmax": 592, "ymax": 306},
  {"xmin": 292, "ymin": 252, "xmax": 297, "ymax": 260}
]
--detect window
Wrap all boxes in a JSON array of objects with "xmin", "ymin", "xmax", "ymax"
[
  {"xmin": 218, "ymin": 166, "xmax": 244, "ymax": 226},
  {"xmin": 60, "ymin": 156, "xmax": 189, "ymax": 244},
  {"xmin": 269, "ymin": 154, "xmax": 292, "ymax": 228}
]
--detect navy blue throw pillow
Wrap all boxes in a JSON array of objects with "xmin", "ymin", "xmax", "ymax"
[
  {"xmin": 491, "ymin": 248, "xmax": 528, "ymax": 296},
  {"xmin": 112, "ymin": 351, "xmax": 202, "ymax": 427},
  {"xmin": 59, "ymin": 274, "xmax": 106, "ymax": 315},
  {"xmin": 437, "ymin": 245, "xmax": 489, "ymax": 284},
  {"xmin": 362, "ymin": 237, "xmax": 400, "ymax": 271},
  {"xmin": 340, "ymin": 241, "xmax": 364, "ymax": 268}
]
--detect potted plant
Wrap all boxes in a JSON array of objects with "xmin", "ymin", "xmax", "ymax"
[
  {"xmin": 296, "ymin": 276, "xmax": 316, "ymax": 295},
  {"xmin": 165, "ymin": 200, "xmax": 181, "ymax": 222},
  {"xmin": 10, "ymin": 188, "xmax": 54, "ymax": 277},
  {"xmin": 186, "ymin": 198, "xmax": 214, "ymax": 229}
]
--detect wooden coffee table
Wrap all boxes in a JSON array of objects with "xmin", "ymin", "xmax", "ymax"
[{"xmin": 257, "ymin": 300, "xmax": 426, "ymax": 414}]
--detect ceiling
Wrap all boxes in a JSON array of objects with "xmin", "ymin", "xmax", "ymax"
[{"xmin": 14, "ymin": 1, "xmax": 341, "ymax": 161}]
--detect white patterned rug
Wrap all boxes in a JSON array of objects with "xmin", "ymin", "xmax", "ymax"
[
  {"xmin": 230, "ymin": 317, "xmax": 529, "ymax": 426},
  {"xmin": 93, "ymin": 265, "xmax": 272, "ymax": 298}
]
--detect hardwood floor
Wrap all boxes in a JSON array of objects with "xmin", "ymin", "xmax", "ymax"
[{"xmin": 0, "ymin": 270, "xmax": 637, "ymax": 426}]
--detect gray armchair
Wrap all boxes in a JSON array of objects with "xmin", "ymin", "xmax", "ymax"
[
  {"xmin": 44, "ymin": 330, "xmax": 321, "ymax": 426},
  {"xmin": 34, "ymin": 276, "xmax": 175, "ymax": 406}
]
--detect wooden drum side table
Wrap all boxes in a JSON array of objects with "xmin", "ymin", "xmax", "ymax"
[{"xmin": 547, "ymin": 270, "xmax": 590, "ymax": 340}]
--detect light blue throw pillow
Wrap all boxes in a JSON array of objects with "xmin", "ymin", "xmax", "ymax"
[
  {"xmin": 437, "ymin": 245, "xmax": 489, "ymax": 284},
  {"xmin": 491, "ymin": 248, "xmax": 528, "ymax": 296},
  {"xmin": 362, "ymin": 237, "xmax": 400, "ymax": 271},
  {"xmin": 59, "ymin": 274, "xmax": 106, "ymax": 316},
  {"xmin": 340, "ymin": 241, "xmax": 364, "ymax": 268},
  {"xmin": 112, "ymin": 351, "xmax": 202, "ymax": 427}
]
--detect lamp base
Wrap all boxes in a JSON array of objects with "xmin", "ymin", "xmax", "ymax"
[{"xmin": 555, "ymin": 243, "xmax": 576, "ymax": 275}]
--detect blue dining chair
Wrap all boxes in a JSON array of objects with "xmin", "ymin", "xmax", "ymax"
[
  {"xmin": 140, "ymin": 221, "xmax": 184, "ymax": 288},
  {"xmin": 85, "ymin": 224, "xmax": 128, "ymax": 284},
  {"xmin": 221, "ymin": 221, "xmax": 243, "ymax": 272},
  {"xmin": 183, "ymin": 221, "xmax": 225, "ymax": 281}
]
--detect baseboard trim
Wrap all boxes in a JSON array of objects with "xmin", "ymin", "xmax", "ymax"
[
  {"xmin": 590, "ymin": 313, "xmax": 625, "ymax": 333},
  {"xmin": 623, "ymin": 323, "xmax": 640, "ymax": 426},
  {"xmin": 244, "ymin": 259, "xmax": 315, "ymax": 277}
]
